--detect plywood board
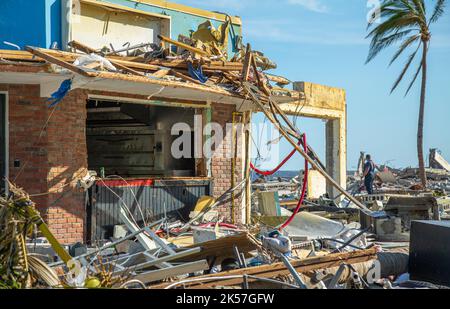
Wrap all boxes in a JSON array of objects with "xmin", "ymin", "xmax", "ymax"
[{"xmin": 72, "ymin": 3, "xmax": 166, "ymax": 52}]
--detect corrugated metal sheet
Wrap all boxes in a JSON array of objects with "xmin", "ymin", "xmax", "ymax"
[{"xmin": 88, "ymin": 179, "xmax": 211, "ymax": 243}]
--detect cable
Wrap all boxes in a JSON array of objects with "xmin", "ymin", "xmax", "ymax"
[
  {"xmin": 280, "ymin": 134, "xmax": 308, "ymax": 230},
  {"xmin": 105, "ymin": 175, "xmax": 148, "ymax": 226},
  {"xmin": 250, "ymin": 139, "xmax": 302, "ymax": 176},
  {"xmin": 28, "ymin": 168, "xmax": 88, "ymax": 197},
  {"xmin": 13, "ymin": 106, "xmax": 58, "ymax": 182},
  {"xmin": 97, "ymin": 178, "xmax": 140, "ymax": 228}
]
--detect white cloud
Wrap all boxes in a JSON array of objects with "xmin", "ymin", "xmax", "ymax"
[
  {"xmin": 244, "ymin": 19, "xmax": 365, "ymax": 46},
  {"xmin": 287, "ymin": 0, "xmax": 328, "ymax": 13}
]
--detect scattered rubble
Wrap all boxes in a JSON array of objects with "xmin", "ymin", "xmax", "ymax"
[{"xmin": 1, "ymin": 10, "xmax": 449, "ymax": 290}]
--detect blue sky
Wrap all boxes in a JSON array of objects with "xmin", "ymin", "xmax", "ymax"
[{"xmin": 172, "ymin": 0, "xmax": 450, "ymax": 170}]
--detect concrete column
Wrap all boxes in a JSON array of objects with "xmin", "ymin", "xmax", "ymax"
[{"xmin": 326, "ymin": 114, "xmax": 347, "ymax": 200}]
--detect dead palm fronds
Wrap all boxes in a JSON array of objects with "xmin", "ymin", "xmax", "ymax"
[{"xmin": 0, "ymin": 182, "xmax": 62, "ymax": 288}]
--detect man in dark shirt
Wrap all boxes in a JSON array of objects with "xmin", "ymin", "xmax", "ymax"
[{"xmin": 363, "ymin": 154, "xmax": 377, "ymax": 195}]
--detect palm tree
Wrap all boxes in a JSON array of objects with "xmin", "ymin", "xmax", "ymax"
[{"xmin": 366, "ymin": 0, "xmax": 446, "ymax": 188}]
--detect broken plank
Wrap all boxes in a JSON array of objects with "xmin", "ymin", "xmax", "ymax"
[
  {"xmin": 158, "ymin": 35, "xmax": 209, "ymax": 57},
  {"xmin": 174, "ymin": 232, "xmax": 261, "ymax": 263},
  {"xmin": 133, "ymin": 260, "xmax": 210, "ymax": 284},
  {"xmin": 68, "ymin": 40, "xmax": 146, "ymax": 76},
  {"xmin": 251, "ymin": 54, "xmax": 271, "ymax": 96},
  {"xmin": 150, "ymin": 59, "xmax": 243, "ymax": 72},
  {"xmin": 151, "ymin": 69, "xmax": 171, "ymax": 78},
  {"xmin": 25, "ymin": 46, "xmax": 90, "ymax": 77},
  {"xmin": 266, "ymin": 73, "xmax": 291, "ymax": 86},
  {"xmin": 222, "ymin": 72, "xmax": 241, "ymax": 86},
  {"xmin": 0, "ymin": 48, "xmax": 240, "ymax": 74},
  {"xmin": 26, "ymin": 48, "xmax": 161, "ymax": 72},
  {"xmin": 68, "ymin": 40, "xmax": 99, "ymax": 54},
  {"xmin": 153, "ymin": 248, "xmax": 377, "ymax": 289},
  {"xmin": 170, "ymin": 69, "xmax": 204, "ymax": 85},
  {"xmin": 243, "ymin": 82, "xmax": 370, "ymax": 213},
  {"xmin": 241, "ymin": 43, "xmax": 252, "ymax": 82}
]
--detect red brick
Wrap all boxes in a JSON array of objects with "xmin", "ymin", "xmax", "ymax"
[{"xmin": 5, "ymin": 85, "xmax": 87, "ymax": 244}]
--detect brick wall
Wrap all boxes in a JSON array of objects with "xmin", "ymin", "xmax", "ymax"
[
  {"xmin": 45, "ymin": 89, "xmax": 88, "ymax": 244},
  {"xmin": 2, "ymin": 84, "xmax": 50, "ymax": 209},
  {"xmin": 210, "ymin": 103, "xmax": 244, "ymax": 224},
  {"xmin": 2, "ymin": 84, "xmax": 88, "ymax": 244}
]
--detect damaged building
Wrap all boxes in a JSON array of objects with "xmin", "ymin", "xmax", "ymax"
[
  {"xmin": 4, "ymin": 0, "xmax": 447, "ymax": 291},
  {"xmin": 0, "ymin": 0, "xmax": 347, "ymax": 245}
]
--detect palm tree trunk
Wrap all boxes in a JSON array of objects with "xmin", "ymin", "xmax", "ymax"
[{"xmin": 417, "ymin": 40, "xmax": 428, "ymax": 188}]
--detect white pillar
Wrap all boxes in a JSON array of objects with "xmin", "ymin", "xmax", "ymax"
[{"xmin": 325, "ymin": 114, "xmax": 347, "ymax": 200}]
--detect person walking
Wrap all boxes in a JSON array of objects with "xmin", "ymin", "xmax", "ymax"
[{"xmin": 363, "ymin": 154, "xmax": 377, "ymax": 195}]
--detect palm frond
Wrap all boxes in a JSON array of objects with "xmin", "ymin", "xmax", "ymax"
[
  {"xmin": 430, "ymin": 0, "xmax": 446, "ymax": 24},
  {"xmin": 391, "ymin": 43, "xmax": 421, "ymax": 93},
  {"xmin": 399, "ymin": 0, "xmax": 420, "ymax": 14},
  {"xmin": 366, "ymin": 13, "xmax": 420, "ymax": 42},
  {"xmin": 412, "ymin": 0, "xmax": 426, "ymax": 16},
  {"xmin": 367, "ymin": 30, "xmax": 416, "ymax": 63},
  {"xmin": 404, "ymin": 61, "xmax": 423, "ymax": 96},
  {"xmin": 390, "ymin": 34, "xmax": 421, "ymax": 65}
]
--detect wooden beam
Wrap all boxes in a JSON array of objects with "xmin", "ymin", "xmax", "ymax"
[
  {"xmin": 18, "ymin": 49, "xmax": 162, "ymax": 72},
  {"xmin": 150, "ymin": 59, "xmax": 243, "ymax": 72},
  {"xmin": 25, "ymin": 46, "xmax": 91, "ymax": 77},
  {"xmin": 152, "ymin": 248, "xmax": 377, "ymax": 288},
  {"xmin": 251, "ymin": 53, "xmax": 271, "ymax": 96},
  {"xmin": 157, "ymin": 35, "xmax": 209, "ymax": 57},
  {"xmin": 0, "ymin": 49, "xmax": 243, "ymax": 72},
  {"xmin": 241, "ymin": 44, "xmax": 252, "ymax": 82},
  {"xmin": 68, "ymin": 40, "xmax": 98, "ymax": 54},
  {"xmin": 89, "ymin": 91, "xmax": 210, "ymax": 107},
  {"xmin": 80, "ymin": 0, "xmax": 171, "ymax": 20},
  {"xmin": 122, "ymin": 0, "xmax": 242, "ymax": 25},
  {"xmin": 68, "ymin": 40, "xmax": 147, "ymax": 77},
  {"xmin": 178, "ymin": 232, "xmax": 261, "ymax": 263},
  {"xmin": 170, "ymin": 69, "xmax": 204, "ymax": 85},
  {"xmin": 151, "ymin": 69, "xmax": 171, "ymax": 78},
  {"xmin": 266, "ymin": 73, "xmax": 291, "ymax": 86},
  {"xmin": 243, "ymin": 82, "xmax": 370, "ymax": 213}
]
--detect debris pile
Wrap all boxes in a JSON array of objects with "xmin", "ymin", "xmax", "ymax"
[
  {"xmin": 347, "ymin": 150, "xmax": 450, "ymax": 199},
  {"xmin": 0, "ymin": 179, "xmax": 408, "ymax": 290},
  {"xmin": 0, "ymin": 19, "xmax": 294, "ymax": 101},
  {"xmin": 1, "ymin": 17, "xmax": 449, "ymax": 291}
]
